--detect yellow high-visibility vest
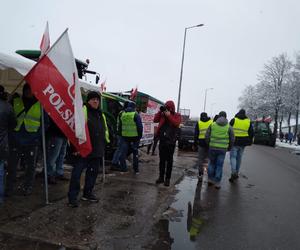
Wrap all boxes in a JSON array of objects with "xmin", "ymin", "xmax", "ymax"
[
  {"xmin": 13, "ymin": 97, "xmax": 41, "ymax": 132},
  {"xmin": 198, "ymin": 119, "xmax": 213, "ymax": 139},
  {"xmin": 209, "ymin": 122, "xmax": 229, "ymax": 149},
  {"xmin": 233, "ymin": 118, "xmax": 250, "ymax": 137},
  {"xmin": 120, "ymin": 111, "xmax": 138, "ymax": 137}
]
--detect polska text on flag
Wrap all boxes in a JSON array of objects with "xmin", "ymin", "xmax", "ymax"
[{"xmin": 25, "ymin": 29, "xmax": 92, "ymax": 157}]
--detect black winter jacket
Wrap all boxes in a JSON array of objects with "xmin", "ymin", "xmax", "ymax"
[
  {"xmin": 86, "ymin": 105, "xmax": 106, "ymax": 158},
  {"xmin": 0, "ymin": 99, "xmax": 17, "ymax": 159}
]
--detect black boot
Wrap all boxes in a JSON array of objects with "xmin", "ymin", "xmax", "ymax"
[
  {"xmin": 164, "ymin": 179, "xmax": 170, "ymax": 187},
  {"xmin": 229, "ymin": 174, "xmax": 235, "ymax": 183},
  {"xmin": 156, "ymin": 177, "xmax": 164, "ymax": 184}
]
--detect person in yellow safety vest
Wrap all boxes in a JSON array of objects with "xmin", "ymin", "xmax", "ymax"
[
  {"xmin": 111, "ymin": 101, "xmax": 129, "ymax": 170},
  {"xmin": 205, "ymin": 111, "xmax": 234, "ymax": 189},
  {"xmin": 229, "ymin": 109, "xmax": 254, "ymax": 183},
  {"xmin": 118, "ymin": 102, "xmax": 143, "ymax": 174},
  {"xmin": 68, "ymin": 91, "xmax": 110, "ymax": 207},
  {"xmin": 6, "ymin": 83, "xmax": 43, "ymax": 196},
  {"xmin": 194, "ymin": 112, "xmax": 213, "ymax": 180}
]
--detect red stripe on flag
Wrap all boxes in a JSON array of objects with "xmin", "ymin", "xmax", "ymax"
[{"xmin": 25, "ymin": 56, "xmax": 92, "ymax": 157}]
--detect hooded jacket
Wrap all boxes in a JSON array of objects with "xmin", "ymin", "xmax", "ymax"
[
  {"xmin": 118, "ymin": 102, "xmax": 143, "ymax": 142},
  {"xmin": 229, "ymin": 110, "xmax": 254, "ymax": 147},
  {"xmin": 154, "ymin": 100, "xmax": 181, "ymax": 145},
  {"xmin": 194, "ymin": 113, "xmax": 211, "ymax": 148},
  {"xmin": 205, "ymin": 116, "xmax": 234, "ymax": 152}
]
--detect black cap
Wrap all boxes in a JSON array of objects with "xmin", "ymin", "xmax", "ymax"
[
  {"xmin": 87, "ymin": 91, "xmax": 100, "ymax": 102},
  {"xmin": 0, "ymin": 85, "xmax": 4, "ymax": 94}
]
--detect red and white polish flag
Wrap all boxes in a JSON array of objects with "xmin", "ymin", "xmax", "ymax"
[
  {"xmin": 40, "ymin": 22, "xmax": 50, "ymax": 58},
  {"xmin": 25, "ymin": 29, "xmax": 92, "ymax": 157},
  {"xmin": 130, "ymin": 86, "xmax": 138, "ymax": 100}
]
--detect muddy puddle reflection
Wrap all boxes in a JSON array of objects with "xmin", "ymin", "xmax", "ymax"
[{"xmin": 153, "ymin": 170, "xmax": 210, "ymax": 250}]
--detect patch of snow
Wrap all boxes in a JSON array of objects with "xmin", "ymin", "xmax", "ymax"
[{"xmin": 276, "ymin": 139, "xmax": 300, "ymax": 150}]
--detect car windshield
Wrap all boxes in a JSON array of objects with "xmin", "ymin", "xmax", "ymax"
[
  {"xmin": 257, "ymin": 122, "xmax": 268, "ymax": 131},
  {"xmin": 184, "ymin": 120, "xmax": 197, "ymax": 127}
]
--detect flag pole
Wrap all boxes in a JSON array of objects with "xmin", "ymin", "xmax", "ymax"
[
  {"xmin": 9, "ymin": 77, "xmax": 25, "ymax": 98},
  {"xmin": 100, "ymin": 94, "xmax": 105, "ymax": 183},
  {"xmin": 41, "ymin": 104, "xmax": 49, "ymax": 204},
  {"xmin": 102, "ymin": 156, "xmax": 105, "ymax": 183}
]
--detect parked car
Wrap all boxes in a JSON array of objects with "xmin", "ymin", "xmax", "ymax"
[{"xmin": 178, "ymin": 120, "xmax": 198, "ymax": 150}]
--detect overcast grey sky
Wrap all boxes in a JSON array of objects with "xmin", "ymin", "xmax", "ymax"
[{"xmin": 1, "ymin": 0, "xmax": 300, "ymax": 118}]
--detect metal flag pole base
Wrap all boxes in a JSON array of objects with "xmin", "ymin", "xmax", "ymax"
[
  {"xmin": 102, "ymin": 156, "xmax": 105, "ymax": 183},
  {"xmin": 41, "ymin": 107, "xmax": 49, "ymax": 204}
]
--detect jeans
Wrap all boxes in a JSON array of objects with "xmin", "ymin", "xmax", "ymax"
[
  {"xmin": 159, "ymin": 143, "xmax": 176, "ymax": 180},
  {"xmin": 0, "ymin": 160, "xmax": 4, "ymax": 203},
  {"xmin": 198, "ymin": 146, "xmax": 208, "ymax": 175},
  {"xmin": 47, "ymin": 136, "xmax": 67, "ymax": 177},
  {"xmin": 208, "ymin": 149, "xmax": 226, "ymax": 184},
  {"xmin": 7, "ymin": 144, "xmax": 39, "ymax": 191},
  {"xmin": 112, "ymin": 136, "xmax": 123, "ymax": 166},
  {"xmin": 68, "ymin": 157, "xmax": 101, "ymax": 202},
  {"xmin": 230, "ymin": 146, "xmax": 245, "ymax": 175},
  {"xmin": 119, "ymin": 139, "xmax": 139, "ymax": 172}
]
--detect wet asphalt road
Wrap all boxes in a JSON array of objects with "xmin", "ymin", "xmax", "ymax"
[
  {"xmin": 1, "ymin": 145, "xmax": 300, "ymax": 249},
  {"xmin": 165, "ymin": 145, "xmax": 300, "ymax": 250}
]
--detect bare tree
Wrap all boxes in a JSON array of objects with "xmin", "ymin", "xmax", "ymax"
[
  {"xmin": 293, "ymin": 53, "xmax": 300, "ymax": 138},
  {"xmin": 257, "ymin": 54, "xmax": 292, "ymax": 137},
  {"xmin": 238, "ymin": 85, "xmax": 259, "ymax": 120}
]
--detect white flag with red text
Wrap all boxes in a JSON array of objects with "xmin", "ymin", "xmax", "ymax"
[
  {"xmin": 25, "ymin": 29, "xmax": 92, "ymax": 157},
  {"xmin": 40, "ymin": 22, "xmax": 50, "ymax": 58}
]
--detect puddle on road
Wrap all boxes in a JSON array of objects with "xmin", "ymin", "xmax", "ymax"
[{"xmin": 152, "ymin": 172, "xmax": 209, "ymax": 250}]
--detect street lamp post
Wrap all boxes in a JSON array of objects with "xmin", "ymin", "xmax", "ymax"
[
  {"xmin": 177, "ymin": 24, "xmax": 204, "ymax": 113},
  {"xmin": 203, "ymin": 87, "xmax": 213, "ymax": 112},
  {"xmin": 210, "ymin": 102, "xmax": 216, "ymax": 117}
]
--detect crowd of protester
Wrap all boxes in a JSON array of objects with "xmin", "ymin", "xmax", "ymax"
[
  {"xmin": 0, "ymin": 83, "xmax": 184, "ymax": 208},
  {"xmin": 1, "ymin": 82, "xmax": 275, "ymax": 207}
]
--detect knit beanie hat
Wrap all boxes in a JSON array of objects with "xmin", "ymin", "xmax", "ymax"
[
  {"xmin": 87, "ymin": 91, "xmax": 100, "ymax": 102},
  {"xmin": 218, "ymin": 111, "xmax": 227, "ymax": 118}
]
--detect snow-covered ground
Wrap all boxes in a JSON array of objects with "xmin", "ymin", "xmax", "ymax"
[{"xmin": 276, "ymin": 139, "xmax": 300, "ymax": 151}]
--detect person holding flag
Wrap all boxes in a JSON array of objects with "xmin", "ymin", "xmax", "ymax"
[
  {"xmin": 68, "ymin": 91, "xmax": 110, "ymax": 207},
  {"xmin": 24, "ymin": 28, "xmax": 93, "ymax": 203}
]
